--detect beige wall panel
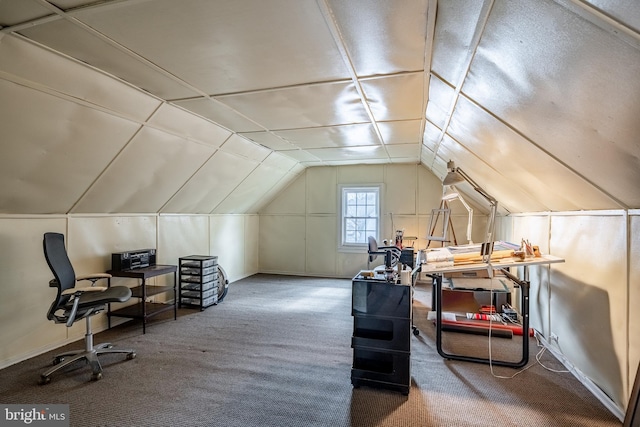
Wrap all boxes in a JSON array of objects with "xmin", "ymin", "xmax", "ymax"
[
  {"xmin": 162, "ymin": 150, "xmax": 257, "ymax": 214},
  {"xmin": 244, "ymin": 215, "xmax": 260, "ymax": 275},
  {"xmin": 510, "ymin": 215, "xmax": 552, "ymax": 334},
  {"xmin": 306, "ymin": 216, "xmax": 337, "ymax": 276},
  {"xmin": 337, "ymin": 164, "xmax": 384, "ymax": 183},
  {"xmin": 629, "ymin": 212, "xmax": 640, "ymax": 390},
  {"xmin": 70, "ymin": 214, "xmax": 161, "ymax": 311},
  {"xmin": 0, "ymin": 218, "xmax": 67, "ymax": 368},
  {"xmin": 220, "ymin": 134, "xmax": 271, "ymax": 163},
  {"xmin": 158, "ymin": 215, "xmax": 210, "ymax": 264},
  {"xmin": 148, "ymin": 103, "xmax": 231, "ymax": 147},
  {"xmin": 417, "ymin": 166, "xmax": 443, "ymax": 215},
  {"xmin": 259, "ymin": 215, "xmax": 306, "ymax": 274},
  {"xmin": 248, "ymin": 173, "xmax": 299, "ymax": 214},
  {"xmin": 213, "ymin": 164, "xmax": 286, "ymax": 214},
  {"xmin": 0, "ymin": 35, "xmax": 161, "ymax": 122},
  {"xmin": 550, "ymin": 213, "xmax": 627, "ymax": 408},
  {"xmin": 384, "ymin": 215, "xmax": 419, "ymax": 247},
  {"xmin": 385, "ymin": 164, "xmax": 417, "ymax": 215},
  {"xmin": 261, "ymin": 173, "xmax": 306, "ymax": 215},
  {"xmin": 209, "ymin": 215, "xmax": 246, "ymax": 282},
  {"xmin": 258, "ymin": 164, "xmax": 450, "ymax": 277},
  {"xmin": 337, "ymin": 251, "xmax": 367, "ymax": 278},
  {"xmin": 262, "ymin": 152, "xmax": 298, "ymax": 172},
  {"xmin": 0, "ymin": 80, "xmax": 140, "ymax": 214},
  {"xmin": 74, "ymin": 127, "xmax": 215, "ymax": 213},
  {"xmin": 68, "ymin": 215, "xmax": 159, "ymax": 298},
  {"xmin": 307, "ymin": 167, "xmax": 337, "ymax": 215}
]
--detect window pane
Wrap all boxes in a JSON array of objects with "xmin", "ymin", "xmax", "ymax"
[{"xmin": 341, "ymin": 187, "xmax": 379, "ymax": 246}]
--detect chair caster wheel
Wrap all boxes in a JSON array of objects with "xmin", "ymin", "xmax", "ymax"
[
  {"xmin": 126, "ymin": 352, "xmax": 136, "ymax": 360},
  {"xmin": 413, "ymin": 328, "xmax": 420, "ymax": 336},
  {"xmin": 91, "ymin": 372, "xmax": 103, "ymax": 381},
  {"xmin": 53, "ymin": 356, "xmax": 64, "ymax": 365},
  {"xmin": 38, "ymin": 375, "xmax": 51, "ymax": 385}
]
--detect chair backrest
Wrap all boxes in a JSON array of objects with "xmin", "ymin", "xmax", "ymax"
[
  {"xmin": 367, "ymin": 236, "xmax": 379, "ymax": 263},
  {"xmin": 43, "ymin": 232, "xmax": 76, "ymax": 320}
]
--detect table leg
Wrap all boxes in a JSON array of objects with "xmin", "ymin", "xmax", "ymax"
[
  {"xmin": 435, "ymin": 270, "xmax": 530, "ymax": 368},
  {"xmin": 173, "ymin": 271, "xmax": 177, "ymax": 320},
  {"xmin": 141, "ymin": 278, "xmax": 146, "ymax": 334}
]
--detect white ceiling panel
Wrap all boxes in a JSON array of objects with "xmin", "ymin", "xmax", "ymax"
[
  {"xmin": 448, "ymin": 96, "xmax": 621, "ymax": 211},
  {"xmin": 73, "ymin": 127, "xmax": 215, "ymax": 213},
  {"xmin": 425, "ymin": 76, "xmax": 454, "ymax": 131},
  {"xmin": 462, "ymin": 0, "xmax": 640, "ymax": 208},
  {"xmin": 239, "ymin": 132, "xmax": 300, "ymax": 151},
  {"xmin": 147, "ymin": 103, "xmax": 232, "ymax": 147},
  {"xmin": 213, "ymin": 163, "xmax": 288, "ymax": 214},
  {"xmin": 216, "ymin": 81, "xmax": 370, "ymax": 130},
  {"xmin": 438, "ymin": 134, "xmax": 547, "ymax": 214},
  {"xmin": 72, "ymin": 0, "xmax": 350, "ymax": 94},
  {"xmin": 173, "ymin": 98, "xmax": 263, "ymax": 133},
  {"xmin": 0, "ymin": 35, "xmax": 161, "ymax": 122},
  {"xmin": 262, "ymin": 152, "xmax": 298, "ymax": 172},
  {"xmin": 386, "ymin": 143, "xmax": 421, "ymax": 162},
  {"xmin": 274, "ymin": 123, "xmax": 378, "ymax": 149},
  {"xmin": 378, "ymin": 120, "xmax": 423, "ymax": 145},
  {"xmin": 306, "ymin": 146, "xmax": 389, "ymax": 162},
  {"xmin": 327, "ymin": 0, "xmax": 430, "ymax": 76},
  {"xmin": 422, "ymin": 121, "xmax": 443, "ymax": 152},
  {"xmin": 17, "ymin": 19, "xmax": 198, "ymax": 100},
  {"xmin": 1, "ymin": 0, "xmax": 639, "ymax": 214},
  {"xmin": 276, "ymin": 150, "xmax": 323, "ymax": 164},
  {"xmin": 361, "ymin": 73, "xmax": 425, "ymax": 121},
  {"xmin": 585, "ymin": 0, "xmax": 640, "ymax": 34},
  {"xmin": 0, "ymin": 0, "xmax": 50, "ymax": 27},
  {"xmin": 0, "ymin": 79, "xmax": 139, "ymax": 214},
  {"xmin": 162, "ymin": 150, "xmax": 258, "ymax": 214},
  {"xmin": 219, "ymin": 134, "xmax": 271, "ymax": 163},
  {"xmin": 430, "ymin": 0, "xmax": 485, "ymax": 87}
]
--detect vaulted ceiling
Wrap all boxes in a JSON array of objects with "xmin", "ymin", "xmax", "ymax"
[{"xmin": 1, "ymin": 0, "xmax": 638, "ymax": 214}]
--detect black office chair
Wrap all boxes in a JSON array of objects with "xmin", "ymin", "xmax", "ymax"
[
  {"xmin": 40, "ymin": 232, "xmax": 136, "ymax": 384},
  {"xmin": 367, "ymin": 236, "xmax": 401, "ymax": 271}
]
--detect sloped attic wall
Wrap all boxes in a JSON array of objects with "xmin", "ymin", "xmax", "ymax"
[
  {"xmin": 422, "ymin": 2, "xmax": 639, "ymax": 418},
  {"xmin": 0, "ymin": 34, "xmax": 302, "ymax": 215},
  {"xmin": 422, "ymin": 0, "xmax": 639, "ymax": 213},
  {"xmin": 0, "ymin": 35, "xmax": 273, "ymax": 368}
]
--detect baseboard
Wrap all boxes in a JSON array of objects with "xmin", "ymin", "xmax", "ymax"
[{"xmin": 536, "ymin": 332, "xmax": 625, "ymax": 422}]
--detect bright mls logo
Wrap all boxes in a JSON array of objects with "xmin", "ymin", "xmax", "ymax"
[{"xmin": 1, "ymin": 405, "xmax": 69, "ymax": 427}]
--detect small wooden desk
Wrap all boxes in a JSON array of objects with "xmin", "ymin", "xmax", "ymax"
[
  {"xmin": 422, "ymin": 255, "xmax": 564, "ymax": 368},
  {"xmin": 107, "ymin": 265, "xmax": 177, "ymax": 334}
]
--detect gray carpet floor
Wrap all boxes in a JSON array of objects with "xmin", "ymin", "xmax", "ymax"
[{"xmin": 0, "ymin": 274, "xmax": 622, "ymax": 426}]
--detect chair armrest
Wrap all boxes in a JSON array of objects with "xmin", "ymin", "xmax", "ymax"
[
  {"xmin": 76, "ymin": 273, "xmax": 112, "ymax": 281},
  {"xmin": 62, "ymin": 287, "xmax": 107, "ymax": 295},
  {"xmin": 76, "ymin": 273, "xmax": 112, "ymax": 287}
]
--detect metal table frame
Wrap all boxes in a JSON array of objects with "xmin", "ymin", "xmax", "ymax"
[{"xmin": 423, "ymin": 255, "xmax": 564, "ymax": 368}]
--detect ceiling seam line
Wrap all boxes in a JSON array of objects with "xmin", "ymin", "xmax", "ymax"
[
  {"xmin": 157, "ymin": 133, "xmax": 234, "ymax": 214},
  {"xmin": 429, "ymin": 0, "xmax": 494, "ymax": 169},
  {"xmin": 420, "ymin": 0, "xmax": 438, "ymax": 165},
  {"xmin": 559, "ymin": 0, "xmax": 640, "ymax": 50},
  {"xmin": 458, "ymin": 91, "xmax": 629, "ymax": 209},
  {"xmin": 316, "ymin": 0, "xmax": 391, "ymax": 161}
]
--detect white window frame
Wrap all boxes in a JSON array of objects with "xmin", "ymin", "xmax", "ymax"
[{"xmin": 338, "ymin": 184, "xmax": 382, "ymax": 252}]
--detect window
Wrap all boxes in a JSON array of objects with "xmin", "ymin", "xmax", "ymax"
[{"xmin": 340, "ymin": 185, "xmax": 381, "ymax": 248}]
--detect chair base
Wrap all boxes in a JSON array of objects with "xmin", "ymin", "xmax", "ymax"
[{"xmin": 39, "ymin": 342, "xmax": 136, "ymax": 384}]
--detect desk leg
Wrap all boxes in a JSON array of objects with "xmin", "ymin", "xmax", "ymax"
[
  {"xmin": 173, "ymin": 271, "xmax": 177, "ymax": 320},
  {"xmin": 107, "ymin": 278, "xmax": 112, "ymax": 329},
  {"xmin": 141, "ymin": 278, "xmax": 147, "ymax": 335},
  {"xmin": 435, "ymin": 272, "xmax": 530, "ymax": 368}
]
